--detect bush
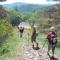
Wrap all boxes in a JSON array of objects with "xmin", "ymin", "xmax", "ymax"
[{"xmin": 0, "ymin": 19, "xmax": 13, "ymax": 36}]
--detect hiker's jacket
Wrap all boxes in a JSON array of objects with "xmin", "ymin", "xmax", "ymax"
[{"xmin": 47, "ymin": 31, "xmax": 57, "ymax": 44}]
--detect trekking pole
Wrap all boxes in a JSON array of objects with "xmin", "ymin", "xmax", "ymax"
[
  {"xmin": 38, "ymin": 39, "xmax": 47, "ymax": 57},
  {"xmin": 41, "ymin": 39, "xmax": 47, "ymax": 52},
  {"xmin": 28, "ymin": 32, "xmax": 29, "ymax": 47}
]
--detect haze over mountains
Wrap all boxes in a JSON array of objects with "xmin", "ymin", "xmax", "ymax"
[{"xmin": 3, "ymin": 2, "xmax": 52, "ymax": 12}]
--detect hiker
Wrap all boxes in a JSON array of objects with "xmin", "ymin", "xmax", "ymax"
[
  {"xmin": 46, "ymin": 26, "xmax": 57, "ymax": 58},
  {"xmin": 31, "ymin": 27, "xmax": 39, "ymax": 50},
  {"xmin": 19, "ymin": 27, "xmax": 24, "ymax": 38}
]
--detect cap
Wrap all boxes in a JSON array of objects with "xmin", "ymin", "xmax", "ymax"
[{"xmin": 49, "ymin": 26, "xmax": 55, "ymax": 31}]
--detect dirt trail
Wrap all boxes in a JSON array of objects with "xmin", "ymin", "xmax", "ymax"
[
  {"xmin": 21, "ymin": 44, "xmax": 60, "ymax": 60},
  {"xmin": 4, "ymin": 29, "xmax": 60, "ymax": 60},
  {"xmin": 11, "ymin": 40, "xmax": 60, "ymax": 60},
  {"xmin": 15, "ymin": 30, "xmax": 60, "ymax": 60}
]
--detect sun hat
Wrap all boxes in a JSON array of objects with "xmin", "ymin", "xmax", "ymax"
[{"xmin": 49, "ymin": 26, "xmax": 55, "ymax": 31}]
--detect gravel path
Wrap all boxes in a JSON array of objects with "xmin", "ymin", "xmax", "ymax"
[{"xmin": 21, "ymin": 44, "xmax": 60, "ymax": 60}]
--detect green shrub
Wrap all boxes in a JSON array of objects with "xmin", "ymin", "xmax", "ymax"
[{"xmin": 0, "ymin": 19, "xmax": 13, "ymax": 36}]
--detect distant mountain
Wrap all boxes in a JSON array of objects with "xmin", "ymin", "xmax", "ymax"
[{"xmin": 3, "ymin": 2, "xmax": 51, "ymax": 12}]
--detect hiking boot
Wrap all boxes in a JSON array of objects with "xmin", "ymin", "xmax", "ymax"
[
  {"xmin": 47, "ymin": 52, "xmax": 50, "ymax": 57},
  {"xmin": 52, "ymin": 56, "xmax": 54, "ymax": 59},
  {"xmin": 37, "ymin": 43, "xmax": 39, "ymax": 48},
  {"xmin": 33, "ymin": 46, "xmax": 40, "ymax": 50},
  {"xmin": 33, "ymin": 43, "xmax": 39, "ymax": 50}
]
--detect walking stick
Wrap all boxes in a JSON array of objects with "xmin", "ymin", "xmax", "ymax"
[
  {"xmin": 28, "ymin": 32, "xmax": 29, "ymax": 47},
  {"xmin": 41, "ymin": 40, "xmax": 47, "ymax": 52}
]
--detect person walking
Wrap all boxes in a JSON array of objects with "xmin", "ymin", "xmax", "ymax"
[
  {"xmin": 46, "ymin": 26, "xmax": 57, "ymax": 58},
  {"xmin": 31, "ymin": 27, "xmax": 39, "ymax": 50},
  {"xmin": 19, "ymin": 27, "xmax": 24, "ymax": 38}
]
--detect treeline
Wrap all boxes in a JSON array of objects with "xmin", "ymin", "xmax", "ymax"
[
  {"xmin": 0, "ymin": 5, "xmax": 44, "ymax": 37},
  {"xmin": 8, "ymin": 9, "xmax": 44, "ymax": 23}
]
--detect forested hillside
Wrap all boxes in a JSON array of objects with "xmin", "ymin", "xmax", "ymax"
[{"xmin": 44, "ymin": 3, "xmax": 60, "ymax": 32}]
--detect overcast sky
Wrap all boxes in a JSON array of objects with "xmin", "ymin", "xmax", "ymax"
[{"xmin": 0, "ymin": 0, "xmax": 59, "ymax": 5}]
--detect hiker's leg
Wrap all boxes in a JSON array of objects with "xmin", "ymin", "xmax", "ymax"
[
  {"xmin": 34, "ymin": 40, "xmax": 39, "ymax": 49},
  {"xmin": 34, "ymin": 40, "xmax": 37, "ymax": 47},
  {"xmin": 36, "ymin": 42, "xmax": 39, "ymax": 48},
  {"xmin": 32, "ymin": 40, "xmax": 38, "ymax": 49},
  {"xmin": 37, "ymin": 43, "xmax": 38, "ymax": 47},
  {"xmin": 34, "ymin": 39, "xmax": 37, "ymax": 46},
  {"xmin": 31, "ymin": 39, "xmax": 34, "ymax": 48},
  {"xmin": 20, "ymin": 33, "xmax": 22, "ymax": 37},
  {"xmin": 48, "ymin": 43, "xmax": 50, "ymax": 52},
  {"xmin": 52, "ymin": 44, "xmax": 56, "ymax": 57},
  {"xmin": 33, "ymin": 41, "xmax": 35, "ymax": 48}
]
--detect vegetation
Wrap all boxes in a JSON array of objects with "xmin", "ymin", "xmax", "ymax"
[
  {"xmin": 0, "ymin": 28, "xmax": 20, "ymax": 58},
  {"xmin": 0, "ymin": 3, "xmax": 60, "ymax": 59},
  {"xmin": 0, "ymin": 19, "xmax": 13, "ymax": 36}
]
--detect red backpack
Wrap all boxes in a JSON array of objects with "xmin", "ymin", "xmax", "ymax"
[{"xmin": 47, "ymin": 31, "xmax": 57, "ymax": 44}]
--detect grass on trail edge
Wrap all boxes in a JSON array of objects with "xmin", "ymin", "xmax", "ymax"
[{"xmin": 0, "ymin": 28, "xmax": 21, "ymax": 60}]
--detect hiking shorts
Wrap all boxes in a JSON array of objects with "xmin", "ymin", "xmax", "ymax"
[
  {"xmin": 31, "ymin": 36, "xmax": 36, "ymax": 43},
  {"xmin": 48, "ymin": 43, "xmax": 56, "ymax": 50}
]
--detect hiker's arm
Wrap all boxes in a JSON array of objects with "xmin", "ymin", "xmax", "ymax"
[
  {"xmin": 46, "ymin": 32, "xmax": 51, "ymax": 40},
  {"xmin": 36, "ymin": 33, "xmax": 38, "ymax": 36}
]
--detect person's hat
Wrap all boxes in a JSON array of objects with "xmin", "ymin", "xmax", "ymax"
[{"xmin": 49, "ymin": 26, "xmax": 55, "ymax": 31}]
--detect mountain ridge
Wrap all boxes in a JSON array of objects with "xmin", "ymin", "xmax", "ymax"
[{"xmin": 3, "ymin": 2, "xmax": 51, "ymax": 12}]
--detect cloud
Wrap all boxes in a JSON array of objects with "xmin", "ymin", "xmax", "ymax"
[{"xmin": 0, "ymin": 0, "xmax": 59, "ymax": 5}]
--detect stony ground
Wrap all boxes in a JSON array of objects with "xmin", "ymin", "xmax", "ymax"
[
  {"xmin": 21, "ymin": 44, "xmax": 60, "ymax": 60},
  {"xmin": 12, "ymin": 40, "xmax": 60, "ymax": 60}
]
